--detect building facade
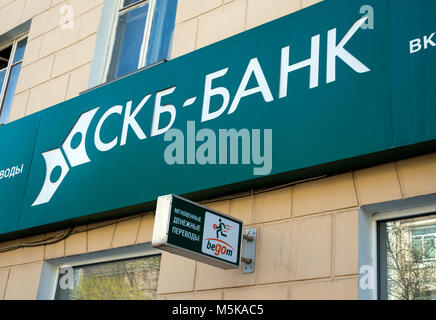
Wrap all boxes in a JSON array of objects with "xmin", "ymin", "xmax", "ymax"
[{"xmin": 0, "ymin": 0, "xmax": 435, "ymax": 300}]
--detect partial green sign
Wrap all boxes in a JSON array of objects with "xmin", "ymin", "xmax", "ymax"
[
  {"xmin": 0, "ymin": 114, "xmax": 40, "ymax": 235},
  {"xmin": 152, "ymin": 195, "xmax": 243, "ymax": 269},
  {"xmin": 390, "ymin": 0, "xmax": 436, "ymax": 147},
  {"xmin": 0, "ymin": 0, "xmax": 434, "ymax": 237}
]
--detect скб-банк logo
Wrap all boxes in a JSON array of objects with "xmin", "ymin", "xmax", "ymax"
[{"xmin": 32, "ymin": 108, "xmax": 99, "ymax": 206}]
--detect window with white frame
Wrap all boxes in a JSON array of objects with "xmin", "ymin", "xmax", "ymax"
[
  {"xmin": 378, "ymin": 214, "xmax": 436, "ymax": 300},
  {"xmin": 411, "ymin": 225, "xmax": 436, "ymax": 262},
  {"xmin": 55, "ymin": 254, "xmax": 161, "ymax": 300},
  {"xmin": 105, "ymin": 0, "xmax": 177, "ymax": 83},
  {"xmin": 0, "ymin": 35, "xmax": 27, "ymax": 125}
]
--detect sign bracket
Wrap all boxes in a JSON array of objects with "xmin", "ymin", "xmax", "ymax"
[{"xmin": 241, "ymin": 228, "xmax": 257, "ymax": 274}]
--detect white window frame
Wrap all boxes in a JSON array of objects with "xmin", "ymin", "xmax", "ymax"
[
  {"xmin": 0, "ymin": 34, "xmax": 27, "ymax": 123},
  {"xmin": 359, "ymin": 197, "xmax": 436, "ymax": 300},
  {"xmin": 103, "ymin": 0, "xmax": 156, "ymax": 82},
  {"xmin": 410, "ymin": 227, "xmax": 436, "ymax": 262},
  {"xmin": 37, "ymin": 242, "xmax": 161, "ymax": 300}
]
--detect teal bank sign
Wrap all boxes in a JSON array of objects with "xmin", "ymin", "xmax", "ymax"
[{"xmin": 0, "ymin": 0, "xmax": 435, "ymax": 238}]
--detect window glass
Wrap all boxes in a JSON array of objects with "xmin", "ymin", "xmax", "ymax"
[
  {"xmin": 55, "ymin": 255, "xmax": 161, "ymax": 300},
  {"xmin": 379, "ymin": 214, "xmax": 436, "ymax": 300},
  {"xmin": 0, "ymin": 69, "xmax": 6, "ymax": 91},
  {"xmin": 107, "ymin": 3, "xmax": 149, "ymax": 82},
  {"xmin": 145, "ymin": 0, "xmax": 177, "ymax": 65},
  {"xmin": 13, "ymin": 38, "xmax": 27, "ymax": 63},
  {"xmin": 0, "ymin": 45, "xmax": 12, "ymax": 70},
  {"xmin": 123, "ymin": 0, "xmax": 143, "ymax": 8},
  {"xmin": 0, "ymin": 62, "xmax": 22, "ymax": 124},
  {"xmin": 0, "ymin": 37, "xmax": 26, "ymax": 124}
]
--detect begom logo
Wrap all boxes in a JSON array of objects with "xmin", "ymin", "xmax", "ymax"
[{"xmin": 205, "ymin": 218, "xmax": 234, "ymax": 257}]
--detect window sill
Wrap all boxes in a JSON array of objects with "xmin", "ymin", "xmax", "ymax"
[{"xmin": 80, "ymin": 58, "xmax": 167, "ymax": 96}]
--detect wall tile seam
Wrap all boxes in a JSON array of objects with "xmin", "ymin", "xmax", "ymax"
[
  {"xmin": 176, "ymin": 1, "xmax": 229, "ymax": 25},
  {"xmin": 16, "ymin": 58, "xmax": 91, "ymax": 103},
  {"xmin": 163, "ymin": 275, "xmax": 359, "ymax": 296},
  {"xmin": 393, "ymin": 160, "xmax": 406, "ymax": 199},
  {"xmin": 0, "ymin": 1, "xmax": 22, "ymax": 15},
  {"xmin": 15, "ymin": 55, "xmax": 56, "ymax": 95},
  {"xmin": 12, "ymin": 88, "xmax": 30, "ymax": 118},
  {"xmin": 194, "ymin": 281, "xmax": 258, "ymax": 292},
  {"xmin": 85, "ymin": 227, "xmax": 88, "ymax": 253},
  {"xmin": 1, "ymin": 268, "xmax": 10, "ymax": 300},
  {"xmin": 240, "ymin": 210, "xmax": 341, "ymax": 231},
  {"xmin": 33, "ymin": 22, "xmax": 86, "ymax": 61},
  {"xmin": 133, "ymin": 217, "xmax": 144, "ymax": 245},
  {"xmin": 50, "ymin": 32, "xmax": 97, "ymax": 69},
  {"xmin": 0, "ymin": 1, "xmax": 13, "ymax": 11},
  {"xmin": 350, "ymin": 170, "xmax": 362, "ymax": 205},
  {"xmin": 110, "ymin": 219, "xmax": 140, "ymax": 248},
  {"xmin": 27, "ymin": 3, "xmax": 102, "ymax": 41},
  {"xmin": 0, "ymin": 234, "xmax": 46, "ymax": 248},
  {"xmin": 242, "ymin": 0, "xmax": 305, "ymax": 32},
  {"xmin": 0, "ymin": 258, "xmax": 45, "ymax": 269},
  {"xmin": 43, "ymin": 240, "xmax": 65, "ymax": 260},
  {"xmin": 21, "ymin": 37, "xmax": 43, "ymax": 68},
  {"xmin": 331, "ymin": 273, "xmax": 360, "ymax": 280},
  {"xmin": 1, "ymin": 204, "xmax": 354, "ymax": 261},
  {"xmin": 3, "ymin": 0, "xmax": 26, "ymax": 27},
  {"xmin": 23, "ymin": 74, "xmax": 67, "ymax": 116},
  {"xmin": 256, "ymin": 275, "xmax": 332, "ymax": 286},
  {"xmin": 194, "ymin": 0, "xmax": 248, "ymax": 50},
  {"xmin": 331, "ymin": 212, "xmax": 336, "ymax": 279},
  {"xmin": 42, "ymin": 241, "xmax": 47, "ymax": 261},
  {"xmin": 62, "ymin": 72, "xmax": 72, "ymax": 101},
  {"xmin": 288, "ymin": 275, "xmax": 356, "ymax": 284},
  {"xmin": 0, "ymin": 212, "xmax": 153, "ymax": 253},
  {"xmin": 20, "ymin": 0, "xmax": 57, "ymax": 23},
  {"xmin": 51, "ymin": 0, "xmax": 64, "ymax": 8},
  {"xmin": 292, "ymin": 204, "xmax": 360, "ymax": 219},
  {"xmin": 162, "ymin": 287, "xmax": 224, "ymax": 296},
  {"xmin": 222, "ymin": 283, "xmax": 291, "ymax": 291},
  {"xmin": 192, "ymin": 261, "xmax": 198, "ymax": 292},
  {"xmin": 243, "ymin": 0, "xmax": 248, "ymax": 30}
]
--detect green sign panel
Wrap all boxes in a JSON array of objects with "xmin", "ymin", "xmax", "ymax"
[
  {"xmin": 0, "ymin": 0, "xmax": 435, "ymax": 238},
  {"xmin": 152, "ymin": 195, "xmax": 243, "ymax": 269},
  {"xmin": 0, "ymin": 114, "xmax": 40, "ymax": 235}
]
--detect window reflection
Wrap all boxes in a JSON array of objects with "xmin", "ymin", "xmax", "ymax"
[
  {"xmin": 0, "ymin": 63, "xmax": 22, "ymax": 124},
  {"xmin": 0, "ymin": 36, "xmax": 27, "ymax": 124},
  {"xmin": 56, "ymin": 255, "xmax": 161, "ymax": 300},
  {"xmin": 380, "ymin": 215, "xmax": 436, "ymax": 300},
  {"xmin": 107, "ymin": 3, "xmax": 149, "ymax": 82}
]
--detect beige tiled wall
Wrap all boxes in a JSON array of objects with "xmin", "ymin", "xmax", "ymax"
[
  {"xmin": 1, "ymin": 0, "xmax": 104, "ymax": 122},
  {"xmin": 171, "ymin": 0, "xmax": 323, "ymax": 58},
  {"xmin": 0, "ymin": 0, "xmax": 434, "ymax": 301}
]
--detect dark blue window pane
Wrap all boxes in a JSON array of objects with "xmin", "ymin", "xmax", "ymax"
[
  {"xmin": 122, "ymin": 0, "xmax": 143, "ymax": 8},
  {"xmin": 107, "ymin": 3, "xmax": 149, "ymax": 82},
  {"xmin": 13, "ymin": 38, "xmax": 27, "ymax": 63},
  {"xmin": 0, "ymin": 45, "xmax": 12, "ymax": 69},
  {"xmin": 0, "ymin": 69, "xmax": 6, "ymax": 92},
  {"xmin": 0, "ymin": 63, "xmax": 22, "ymax": 124},
  {"xmin": 146, "ymin": 0, "xmax": 178, "ymax": 66}
]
